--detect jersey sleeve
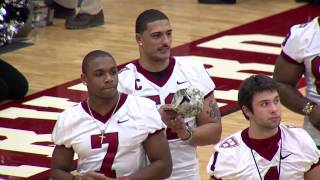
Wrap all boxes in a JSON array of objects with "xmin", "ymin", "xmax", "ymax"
[
  {"xmin": 51, "ymin": 106, "xmax": 78, "ymax": 148},
  {"xmin": 118, "ymin": 64, "xmax": 136, "ymax": 94},
  {"xmin": 129, "ymin": 96, "xmax": 166, "ymax": 134},
  {"xmin": 296, "ymin": 128, "xmax": 320, "ymax": 170},
  {"xmin": 207, "ymin": 133, "xmax": 243, "ymax": 179},
  {"xmin": 207, "ymin": 145, "xmax": 240, "ymax": 179},
  {"xmin": 142, "ymin": 98, "xmax": 166, "ymax": 134},
  {"xmin": 281, "ymin": 19, "xmax": 316, "ymax": 64},
  {"xmin": 207, "ymin": 151, "xmax": 219, "ymax": 177}
]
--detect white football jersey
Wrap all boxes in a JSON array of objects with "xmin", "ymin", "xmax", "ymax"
[
  {"xmin": 118, "ymin": 57, "xmax": 215, "ymax": 180},
  {"xmin": 281, "ymin": 16, "xmax": 320, "ymax": 145},
  {"xmin": 52, "ymin": 94, "xmax": 166, "ymax": 178},
  {"xmin": 207, "ymin": 124, "xmax": 320, "ymax": 180}
]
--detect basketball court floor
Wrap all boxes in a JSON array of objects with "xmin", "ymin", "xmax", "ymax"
[{"xmin": 0, "ymin": 0, "xmax": 317, "ymax": 179}]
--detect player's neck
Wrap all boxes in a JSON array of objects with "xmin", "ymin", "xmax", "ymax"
[
  {"xmin": 139, "ymin": 55, "xmax": 169, "ymax": 72},
  {"xmin": 88, "ymin": 93, "xmax": 120, "ymax": 116},
  {"xmin": 248, "ymin": 126, "xmax": 279, "ymax": 140}
]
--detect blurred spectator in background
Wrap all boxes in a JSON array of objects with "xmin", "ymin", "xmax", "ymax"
[
  {"xmin": 47, "ymin": 0, "xmax": 104, "ymax": 29},
  {"xmin": 0, "ymin": 59, "xmax": 28, "ymax": 102}
]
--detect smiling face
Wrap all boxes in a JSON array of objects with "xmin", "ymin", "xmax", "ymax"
[
  {"xmin": 82, "ymin": 56, "xmax": 118, "ymax": 99},
  {"xmin": 243, "ymin": 90, "xmax": 281, "ymax": 132},
  {"xmin": 136, "ymin": 19, "xmax": 172, "ymax": 62}
]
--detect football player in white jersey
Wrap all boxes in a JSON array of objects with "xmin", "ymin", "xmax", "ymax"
[
  {"xmin": 118, "ymin": 9, "xmax": 222, "ymax": 180},
  {"xmin": 207, "ymin": 74, "xmax": 320, "ymax": 180},
  {"xmin": 51, "ymin": 50, "xmax": 172, "ymax": 180},
  {"xmin": 273, "ymin": 16, "xmax": 320, "ymax": 149}
]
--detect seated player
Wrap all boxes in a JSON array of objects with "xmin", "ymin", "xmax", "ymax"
[{"xmin": 207, "ymin": 74, "xmax": 320, "ymax": 180}]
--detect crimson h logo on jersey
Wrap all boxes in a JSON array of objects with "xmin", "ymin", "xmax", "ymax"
[{"xmin": 219, "ymin": 137, "xmax": 239, "ymax": 148}]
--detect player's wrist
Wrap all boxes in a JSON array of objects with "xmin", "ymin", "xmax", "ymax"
[{"xmin": 180, "ymin": 130, "xmax": 191, "ymax": 140}]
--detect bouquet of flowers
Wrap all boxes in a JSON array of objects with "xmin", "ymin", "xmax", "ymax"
[{"xmin": 172, "ymin": 86, "xmax": 204, "ymax": 118}]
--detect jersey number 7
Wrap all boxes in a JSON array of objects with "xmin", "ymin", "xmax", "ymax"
[{"xmin": 91, "ymin": 132, "xmax": 119, "ymax": 178}]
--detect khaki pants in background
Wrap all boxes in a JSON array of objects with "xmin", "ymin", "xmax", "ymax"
[{"xmin": 54, "ymin": 0, "xmax": 102, "ymax": 15}]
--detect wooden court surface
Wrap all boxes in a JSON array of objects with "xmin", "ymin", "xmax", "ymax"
[{"xmin": 0, "ymin": 0, "xmax": 306, "ymax": 179}]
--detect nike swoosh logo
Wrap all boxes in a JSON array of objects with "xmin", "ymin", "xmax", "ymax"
[
  {"xmin": 280, "ymin": 153, "xmax": 292, "ymax": 160},
  {"xmin": 117, "ymin": 119, "xmax": 129, "ymax": 124},
  {"xmin": 177, "ymin": 81, "xmax": 188, "ymax": 85}
]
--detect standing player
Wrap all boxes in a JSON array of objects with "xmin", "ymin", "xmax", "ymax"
[
  {"xmin": 118, "ymin": 9, "xmax": 222, "ymax": 179},
  {"xmin": 51, "ymin": 50, "xmax": 172, "ymax": 179},
  {"xmin": 273, "ymin": 16, "xmax": 320, "ymax": 149},
  {"xmin": 207, "ymin": 74, "xmax": 320, "ymax": 179}
]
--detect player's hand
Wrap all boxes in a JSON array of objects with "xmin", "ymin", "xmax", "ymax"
[
  {"xmin": 159, "ymin": 104, "xmax": 190, "ymax": 140},
  {"xmin": 309, "ymin": 105, "xmax": 320, "ymax": 130},
  {"xmin": 170, "ymin": 115, "xmax": 191, "ymax": 140},
  {"xmin": 159, "ymin": 104, "xmax": 177, "ymax": 128}
]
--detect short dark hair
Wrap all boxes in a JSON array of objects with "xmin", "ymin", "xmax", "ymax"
[
  {"xmin": 135, "ymin": 9, "xmax": 169, "ymax": 34},
  {"xmin": 238, "ymin": 74, "xmax": 279, "ymax": 120},
  {"xmin": 82, "ymin": 50, "xmax": 114, "ymax": 73}
]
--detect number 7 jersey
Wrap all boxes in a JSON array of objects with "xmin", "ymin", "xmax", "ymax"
[{"xmin": 51, "ymin": 94, "xmax": 166, "ymax": 178}]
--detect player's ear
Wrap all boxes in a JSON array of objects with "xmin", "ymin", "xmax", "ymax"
[
  {"xmin": 242, "ymin": 106, "xmax": 252, "ymax": 118},
  {"xmin": 136, "ymin": 33, "xmax": 143, "ymax": 46},
  {"xmin": 81, "ymin": 73, "xmax": 87, "ymax": 85}
]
